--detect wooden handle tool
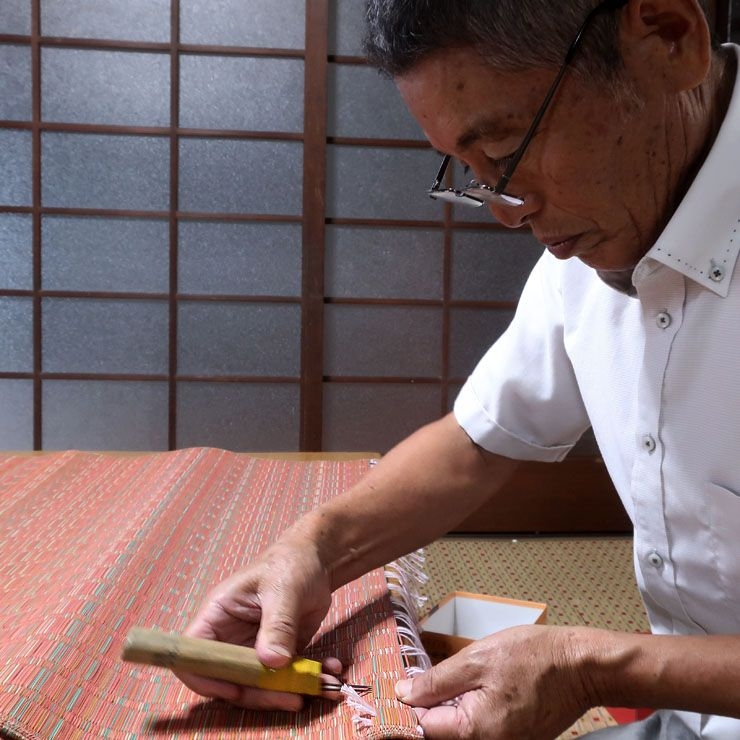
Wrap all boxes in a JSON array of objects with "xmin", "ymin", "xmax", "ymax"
[{"xmin": 122, "ymin": 627, "xmax": 324, "ymax": 695}]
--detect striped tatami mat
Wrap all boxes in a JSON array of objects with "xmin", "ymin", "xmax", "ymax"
[
  {"xmin": 1, "ymin": 448, "xmax": 648, "ymax": 739},
  {"xmin": 0, "ymin": 450, "xmax": 424, "ymax": 739}
]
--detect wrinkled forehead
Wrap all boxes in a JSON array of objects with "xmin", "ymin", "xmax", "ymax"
[{"xmin": 395, "ymin": 47, "xmax": 552, "ymax": 153}]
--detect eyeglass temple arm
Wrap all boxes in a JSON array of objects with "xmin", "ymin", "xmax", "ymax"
[
  {"xmin": 496, "ymin": 0, "xmax": 628, "ymax": 193},
  {"xmin": 431, "ymin": 154, "xmax": 452, "ymax": 190}
]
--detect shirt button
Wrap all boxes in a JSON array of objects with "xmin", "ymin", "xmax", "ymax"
[
  {"xmin": 641, "ymin": 434, "xmax": 656, "ymax": 453},
  {"xmin": 656, "ymin": 312, "xmax": 672, "ymax": 329},
  {"xmin": 647, "ymin": 550, "xmax": 664, "ymax": 568},
  {"xmin": 709, "ymin": 263, "xmax": 725, "ymax": 282}
]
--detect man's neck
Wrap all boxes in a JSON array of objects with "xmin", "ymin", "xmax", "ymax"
[{"xmin": 673, "ymin": 46, "xmax": 737, "ymax": 208}]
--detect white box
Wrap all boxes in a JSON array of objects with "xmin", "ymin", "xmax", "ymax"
[{"xmin": 420, "ymin": 591, "xmax": 547, "ymax": 663}]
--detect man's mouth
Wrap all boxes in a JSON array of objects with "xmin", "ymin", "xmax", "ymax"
[{"xmin": 539, "ymin": 233, "xmax": 583, "ymax": 260}]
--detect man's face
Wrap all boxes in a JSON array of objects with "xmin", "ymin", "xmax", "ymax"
[{"xmin": 396, "ymin": 47, "xmax": 680, "ymax": 272}]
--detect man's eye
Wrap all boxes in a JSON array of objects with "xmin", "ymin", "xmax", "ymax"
[{"xmin": 487, "ymin": 152, "xmax": 517, "ymax": 171}]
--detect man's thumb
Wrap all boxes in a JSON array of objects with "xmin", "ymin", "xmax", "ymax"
[
  {"xmin": 254, "ymin": 594, "xmax": 300, "ymax": 668},
  {"xmin": 395, "ymin": 664, "xmax": 462, "ymax": 707}
]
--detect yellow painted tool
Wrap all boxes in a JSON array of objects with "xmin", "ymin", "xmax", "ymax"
[{"xmin": 122, "ymin": 627, "xmax": 370, "ymax": 696}]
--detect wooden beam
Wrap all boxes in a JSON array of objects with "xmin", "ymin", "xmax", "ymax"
[{"xmin": 300, "ymin": 0, "xmax": 329, "ymax": 450}]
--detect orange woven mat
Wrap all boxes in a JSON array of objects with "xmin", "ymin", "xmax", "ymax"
[{"xmin": 0, "ymin": 449, "xmax": 422, "ymax": 739}]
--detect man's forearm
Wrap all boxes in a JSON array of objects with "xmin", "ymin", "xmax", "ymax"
[
  {"xmin": 576, "ymin": 628, "xmax": 740, "ymax": 718},
  {"xmin": 292, "ymin": 412, "xmax": 519, "ymax": 590}
]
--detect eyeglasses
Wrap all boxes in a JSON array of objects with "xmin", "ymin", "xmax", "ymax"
[{"xmin": 428, "ymin": 0, "xmax": 629, "ymax": 208}]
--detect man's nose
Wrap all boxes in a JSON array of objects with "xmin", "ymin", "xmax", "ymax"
[{"xmin": 486, "ymin": 193, "xmax": 541, "ymax": 228}]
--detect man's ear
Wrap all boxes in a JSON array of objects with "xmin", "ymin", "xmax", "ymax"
[{"xmin": 618, "ymin": 0, "xmax": 712, "ymax": 92}]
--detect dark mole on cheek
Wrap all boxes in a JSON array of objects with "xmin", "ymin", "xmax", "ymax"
[
  {"xmin": 455, "ymin": 81, "xmax": 465, "ymax": 92},
  {"xmin": 617, "ymin": 135, "xmax": 624, "ymax": 146}
]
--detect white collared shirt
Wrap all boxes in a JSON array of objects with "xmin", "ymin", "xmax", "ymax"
[{"xmin": 454, "ymin": 45, "xmax": 740, "ymax": 738}]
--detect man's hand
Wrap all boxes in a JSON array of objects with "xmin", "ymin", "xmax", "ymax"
[
  {"xmin": 395, "ymin": 625, "xmax": 596, "ymax": 739},
  {"xmin": 176, "ymin": 535, "xmax": 341, "ymax": 711},
  {"xmin": 174, "ymin": 414, "xmax": 522, "ymax": 713}
]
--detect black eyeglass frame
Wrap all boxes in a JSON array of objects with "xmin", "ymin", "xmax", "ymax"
[{"xmin": 428, "ymin": 0, "xmax": 630, "ymax": 208}]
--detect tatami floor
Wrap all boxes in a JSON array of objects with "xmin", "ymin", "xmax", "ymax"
[
  {"xmin": 422, "ymin": 535, "xmax": 648, "ymax": 631},
  {"xmin": 421, "ymin": 535, "xmax": 649, "ymax": 737}
]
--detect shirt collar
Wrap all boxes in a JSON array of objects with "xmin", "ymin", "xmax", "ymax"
[{"xmin": 636, "ymin": 44, "xmax": 740, "ymax": 298}]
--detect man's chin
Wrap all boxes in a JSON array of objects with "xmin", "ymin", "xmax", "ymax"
[{"xmin": 576, "ymin": 250, "xmax": 638, "ymax": 273}]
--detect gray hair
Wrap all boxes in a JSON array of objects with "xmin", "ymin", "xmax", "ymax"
[{"xmin": 363, "ymin": 0, "xmax": 714, "ymax": 84}]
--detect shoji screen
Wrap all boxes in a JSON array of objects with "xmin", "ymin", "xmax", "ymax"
[
  {"xmin": 0, "ymin": 0, "xmax": 307, "ymax": 451},
  {"xmin": 3, "ymin": 0, "xmax": 539, "ymax": 454},
  {"xmin": 323, "ymin": 4, "xmax": 542, "ymax": 452}
]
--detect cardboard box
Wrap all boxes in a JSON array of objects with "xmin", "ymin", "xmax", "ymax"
[{"xmin": 420, "ymin": 591, "xmax": 547, "ymax": 663}]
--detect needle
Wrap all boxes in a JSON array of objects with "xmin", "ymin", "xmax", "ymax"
[{"xmin": 321, "ymin": 681, "xmax": 372, "ymax": 696}]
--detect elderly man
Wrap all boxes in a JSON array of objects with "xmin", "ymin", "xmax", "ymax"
[{"xmin": 179, "ymin": 0, "xmax": 740, "ymax": 737}]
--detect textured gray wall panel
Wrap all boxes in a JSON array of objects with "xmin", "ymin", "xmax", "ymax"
[{"xmin": 0, "ymin": 214, "xmax": 33, "ymax": 290}]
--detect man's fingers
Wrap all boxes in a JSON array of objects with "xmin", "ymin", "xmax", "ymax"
[
  {"xmin": 396, "ymin": 660, "xmax": 474, "ymax": 708},
  {"xmin": 232, "ymin": 686, "xmax": 305, "ymax": 711},
  {"xmin": 321, "ymin": 656, "xmax": 343, "ymax": 677},
  {"xmin": 256, "ymin": 639, "xmax": 295, "ymax": 667},
  {"xmin": 318, "ymin": 671, "xmax": 347, "ymax": 702},
  {"xmin": 253, "ymin": 593, "xmax": 300, "ymax": 667},
  {"xmin": 175, "ymin": 672, "xmax": 241, "ymax": 704},
  {"xmin": 176, "ymin": 672, "xmax": 306, "ymax": 711},
  {"xmin": 414, "ymin": 704, "xmax": 476, "ymax": 740}
]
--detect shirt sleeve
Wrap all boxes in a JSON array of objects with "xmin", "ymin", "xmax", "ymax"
[{"xmin": 454, "ymin": 252, "xmax": 590, "ymax": 462}]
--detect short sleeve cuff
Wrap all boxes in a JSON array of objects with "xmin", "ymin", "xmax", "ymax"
[{"xmin": 453, "ymin": 382, "xmax": 574, "ymax": 463}]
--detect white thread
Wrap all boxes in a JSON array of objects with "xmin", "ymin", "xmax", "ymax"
[
  {"xmin": 341, "ymin": 683, "xmax": 376, "ymax": 728},
  {"xmin": 343, "ymin": 550, "xmax": 429, "ymax": 737},
  {"xmin": 385, "ymin": 550, "xmax": 433, "ymax": 675},
  {"xmin": 383, "ymin": 550, "xmax": 429, "ymax": 737}
]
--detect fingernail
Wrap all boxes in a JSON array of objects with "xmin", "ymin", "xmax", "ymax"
[
  {"xmin": 395, "ymin": 678, "xmax": 412, "ymax": 701},
  {"xmin": 268, "ymin": 645, "xmax": 292, "ymax": 658}
]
